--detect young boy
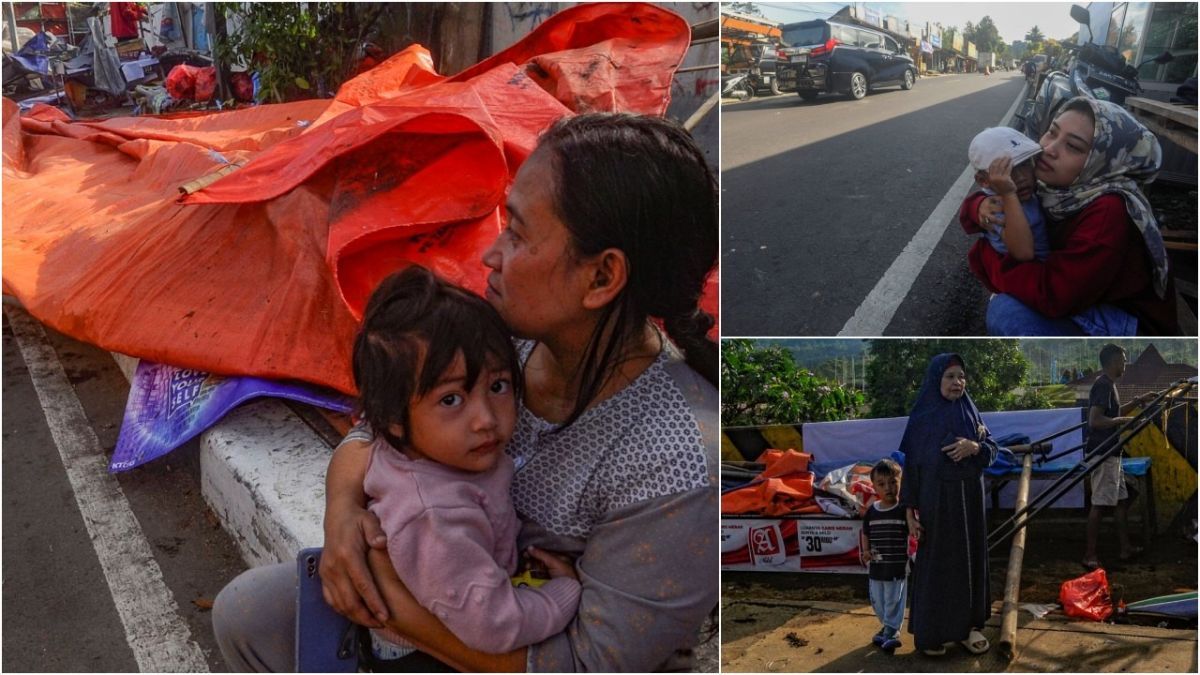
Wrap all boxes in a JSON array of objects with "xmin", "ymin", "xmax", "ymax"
[
  {"xmin": 967, "ymin": 126, "xmax": 1050, "ymax": 262},
  {"xmin": 859, "ymin": 459, "xmax": 907, "ymax": 653},
  {"xmin": 1082, "ymin": 344, "xmax": 1155, "ymax": 570}
]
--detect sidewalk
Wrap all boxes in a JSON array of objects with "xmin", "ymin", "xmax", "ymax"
[
  {"xmin": 112, "ymin": 354, "xmax": 327, "ymax": 567},
  {"xmin": 722, "ymin": 598, "xmax": 1197, "ymax": 672}
]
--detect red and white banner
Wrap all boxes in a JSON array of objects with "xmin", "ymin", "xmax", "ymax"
[
  {"xmin": 795, "ymin": 519, "xmax": 863, "ymax": 573},
  {"xmin": 721, "ymin": 518, "xmax": 865, "ymax": 574}
]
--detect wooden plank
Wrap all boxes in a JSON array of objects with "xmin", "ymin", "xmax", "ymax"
[
  {"xmin": 1131, "ymin": 110, "xmax": 1197, "ymax": 153},
  {"xmin": 1127, "ymin": 97, "xmax": 1199, "ymax": 127},
  {"xmin": 1160, "ymin": 227, "xmax": 1198, "ymax": 241},
  {"xmin": 1127, "ymin": 97, "xmax": 1198, "ymax": 154}
]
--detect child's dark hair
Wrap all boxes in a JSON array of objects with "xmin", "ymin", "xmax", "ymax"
[
  {"xmin": 352, "ymin": 265, "xmax": 522, "ymax": 451},
  {"xmin": 1099, "ymin": 343, "xmax": 1126, "ymax": 368},
  {"xmin": 871, "ymin": 458, "xmax": 902, "ymax": 480}
]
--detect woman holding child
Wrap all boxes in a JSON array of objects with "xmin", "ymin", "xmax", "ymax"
[
  {"xmin": 211, "ymin": 113, "xmax": 719, "ymax": 672},
  {"xmin": 899, "ymin": 353, "xmax": 999, "ymax": 656},
  {"xmin": 961, "ymin": 97, "xmax": 1178, "ymax": 336}
]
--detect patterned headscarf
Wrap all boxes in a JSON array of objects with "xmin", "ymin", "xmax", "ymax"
[{"xmin": 1039, "ymin": 97, "xmax": 1167, "ymax": 298}]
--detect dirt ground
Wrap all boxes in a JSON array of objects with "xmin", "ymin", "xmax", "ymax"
[{"xmin": 722, "ymin": 517, "xmax": 1198, "ymax": 672}]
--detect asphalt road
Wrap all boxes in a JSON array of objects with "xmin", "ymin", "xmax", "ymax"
[
  {"xmin": 2, "ymin": 308, "xmax": 246, "ymax": 672},
  {"xmin": 721, "ymin": 71, "xmax": 1029, "ymax": 336}
]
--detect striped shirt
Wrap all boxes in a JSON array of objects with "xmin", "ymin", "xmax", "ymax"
[{"xmin": 862, "ymin": 501, "xmax": 908, "ymax": 581}]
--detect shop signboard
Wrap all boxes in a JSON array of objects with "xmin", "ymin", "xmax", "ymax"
[
  {"xmin": 921, "ymin": 40, "xmax": 933, "ymax": 54},
  {"xmin": 930, "ymin": 33, "xmax": 942, "ymax": 48},
  {"xmin": 721, "ymin": 517, "xmax": 865, "ymax": 574}
]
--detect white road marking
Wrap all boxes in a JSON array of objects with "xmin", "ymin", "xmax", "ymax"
[
  {"xmin": 5, "ymin": 307, "xmax": 210, "ymax": 673},
  {"xmin": 838, "ymin": 81, "xmax": 1028, "ymax": 336}
]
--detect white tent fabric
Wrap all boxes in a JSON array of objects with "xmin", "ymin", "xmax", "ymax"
[{"xmin": 802, "ymin": 407, "xmax": 1087, "ymax": 507}]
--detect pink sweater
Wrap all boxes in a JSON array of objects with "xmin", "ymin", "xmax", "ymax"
[{"xmin": 364, "ymin": 440, "xmax": 581, "ymax": 654}]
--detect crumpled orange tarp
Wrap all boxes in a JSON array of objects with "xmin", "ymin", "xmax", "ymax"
[
  {"xmin": 2, "ymin": 2, "xmax": 717, "ymax": 395},
  {"xmin": 721, "ymin": 449, "xmax": 824, "ymax": 516}
]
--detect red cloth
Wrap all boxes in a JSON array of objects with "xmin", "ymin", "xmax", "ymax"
[
  {"xmin": 960, "ymin": 192, "xmax": 1177, "ymax": 334},
  {"xmin": 111, "ymin": 2, "xmax": 146, "ymax": 40}
]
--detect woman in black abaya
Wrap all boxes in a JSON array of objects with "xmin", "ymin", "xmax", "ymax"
[{"xmin": 898, "ymin": 353, "xmax": 998, "ymax": 656}]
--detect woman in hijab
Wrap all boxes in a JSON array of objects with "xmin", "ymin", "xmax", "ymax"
[
  {"xmin": 899, "ymin": 353, "xmax": 999, "ymax": 656},
  {"xmin": 960, "ymin": 97, "xmax": 1178, "ymax": 335}
]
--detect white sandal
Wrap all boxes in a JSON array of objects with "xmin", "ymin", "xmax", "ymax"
[{"xmin": 961, "ymin": 629, "xmax": 990, "ymax": 654}]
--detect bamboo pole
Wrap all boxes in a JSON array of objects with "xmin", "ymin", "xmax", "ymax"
[
  {"xmin": 998, "ymin": 450, "xmax": 1035, "ymax": 661},
  {"xmin": 177, "ymin": 162, "xmax": 243, "ymax": 195},
  {"xmin": 683, "ymin": 90, "xmax": 719, "ymax": 132}
]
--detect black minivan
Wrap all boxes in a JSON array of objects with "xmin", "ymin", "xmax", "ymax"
[{"xmin": 775, "ymin": 19, "xmax": 917, "ymax": 101}]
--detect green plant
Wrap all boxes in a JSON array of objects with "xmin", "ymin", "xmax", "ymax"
[
  {"xmin": 214, "ymin": 2, "xmax": 384, "ymax": 103},
  {"xmin": 1015, "ymin": 384, "xmax": 1077, "ymax": 410},
  {"xmin": 721, "ymin": 339, "xmax": 864, "ymax": 427},
  {"xmin": 865, "ymin": 340, "xmax": 1047, "ymax": 417}
]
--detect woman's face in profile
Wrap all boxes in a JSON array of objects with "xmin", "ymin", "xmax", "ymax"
[
  {"xmin": 940, "ymin": 364, "xmax": 967, "ymax": 401},
  {"xmin": 1036, "ymin": 109, "xmax": 1094, "ymax": 187},
  {"xmin": 481, "ymin": 149, "xmax": 589, "ymax": 338}
]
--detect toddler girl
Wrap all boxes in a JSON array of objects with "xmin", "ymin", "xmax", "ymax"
[{"xmin": 352, "ymin": 265, "xmax": 581, "ymax": 667}]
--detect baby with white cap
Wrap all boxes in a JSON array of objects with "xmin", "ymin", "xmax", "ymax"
[{"xmin": 968, "ymin": 127, "xmax": 1049, "ymax": 262}]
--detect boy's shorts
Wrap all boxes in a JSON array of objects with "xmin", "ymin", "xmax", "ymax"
[{"xmin": 1090, "ymin": 456, "xmax": 1127, "ymax": 507}]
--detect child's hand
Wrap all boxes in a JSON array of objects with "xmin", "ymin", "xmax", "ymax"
[
  {"xmin": 907, "ymin": 513, "xmax": 924, "ymax": 542},
  {"xmin": 859, "ymin": 546, "xmax": 871, "ymax": 567},
  {"xmin": 977, "ymin": 196, "xmax": 1005, "ymax": 233},
  {"xmin": 988, "ymin": 156, "xmax": 1018, "ymax": 196},
  {"xmin": 527, "ymin": 546, "xmax": 577, "ymax": 582}
]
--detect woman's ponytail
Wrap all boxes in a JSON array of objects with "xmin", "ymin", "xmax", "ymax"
[{"xmin": 663, "ymin": 307, "xmax": 718, "ymax": 386}]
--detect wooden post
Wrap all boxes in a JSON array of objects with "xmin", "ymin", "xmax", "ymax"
[{"xmin": 998, "ymin": 450, "xmax": 1034, "ymax": 661}]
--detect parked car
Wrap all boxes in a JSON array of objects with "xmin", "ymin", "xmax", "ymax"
[
  {"xmin": 774, "ymin": 19, "xmax": 917, "ymax": 101},
  {"xmin": 723, "ymin": 41, "xmax": 781, "ymax": 97}
]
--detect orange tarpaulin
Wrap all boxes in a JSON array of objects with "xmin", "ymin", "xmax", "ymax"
[
  {"xmin": 2, "ymin": 2, "xmax": 716, "ymax": 395},
  {"xmin": 721, "ymin": 449, "xmax": 824, "ymax": 516}
]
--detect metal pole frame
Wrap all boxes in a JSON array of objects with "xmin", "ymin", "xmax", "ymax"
[{"xmin": 987, "ymin": 378, "xmax": 1195, "ymax": 551}]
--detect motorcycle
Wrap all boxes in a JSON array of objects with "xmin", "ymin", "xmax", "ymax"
[
  {"xmin": 722, "ymin": 72, "xmax": 756, "ymax": 100},
  {"xmin": 1013, "ymin": 4, "xmax": 1173, "ymax": 139},
  {"xmin": 722, "ymin": 42, "xmax": 780, "ymax": 100}
]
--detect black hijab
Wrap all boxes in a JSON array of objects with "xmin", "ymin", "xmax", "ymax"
[{"xmin": 898, "ymin": 353, "xmax": 990, "ymax": 476}]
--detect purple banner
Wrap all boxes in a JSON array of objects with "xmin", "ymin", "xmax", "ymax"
[{"xmin": 110, "ymin": 361, "xmax": 354, "ymax": 472}]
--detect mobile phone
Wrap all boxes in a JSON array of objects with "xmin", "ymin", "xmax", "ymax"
[{"xmin": 295, "ymin": 547, "xmax": 358, "ymax": 673}]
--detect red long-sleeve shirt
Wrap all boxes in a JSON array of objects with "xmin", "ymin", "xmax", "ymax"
[
  {"xmin": 110, "ymin": 2, "xmax": 146, "ymax": 40},
  {"xmin": 959, "ymin": 191, "xmax": 1178, "ymax": 335}
]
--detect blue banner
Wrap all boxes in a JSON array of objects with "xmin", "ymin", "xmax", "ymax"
[{"xmin": 110, "ymin": 361, "xmax": 355, "ymax": 472}]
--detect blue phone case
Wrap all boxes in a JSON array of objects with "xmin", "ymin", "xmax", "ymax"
[{"xmin": 295, "ymin": 547, "xmax": 358, "ymax": 673}]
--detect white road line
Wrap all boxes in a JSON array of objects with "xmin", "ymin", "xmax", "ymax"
[
  {"xmin": 5, "ymin": 307, "xmax": 210, "ymax": 673},
  {"xmin": 838, "ymin": 80, "xmax": 1028, "ymax": 337}
]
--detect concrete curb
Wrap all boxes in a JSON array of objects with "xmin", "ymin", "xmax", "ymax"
[{"xmin": 112, "ymin": 353, "xmax": 325, "ymax": 567}]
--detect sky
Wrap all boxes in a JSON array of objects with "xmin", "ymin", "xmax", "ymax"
[{"xmin": 752, "ymin": 2, "xmax": 1084, "ymax": 43}]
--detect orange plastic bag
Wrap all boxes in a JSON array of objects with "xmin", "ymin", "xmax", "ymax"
[
  {"xmin": 164, "ymin": 64, "xmax": 217, "ymax": 101},
  {"xmin": 1059, "ymin": 568, "xmax": 1114, "ymax": 621},
  {"xmin": 2, "ymin": 3, "xmax": 706, "ymax": 395},
  {"xmin": 193, "ymin": 67, "xmax": 217, "ymax": 102}
]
